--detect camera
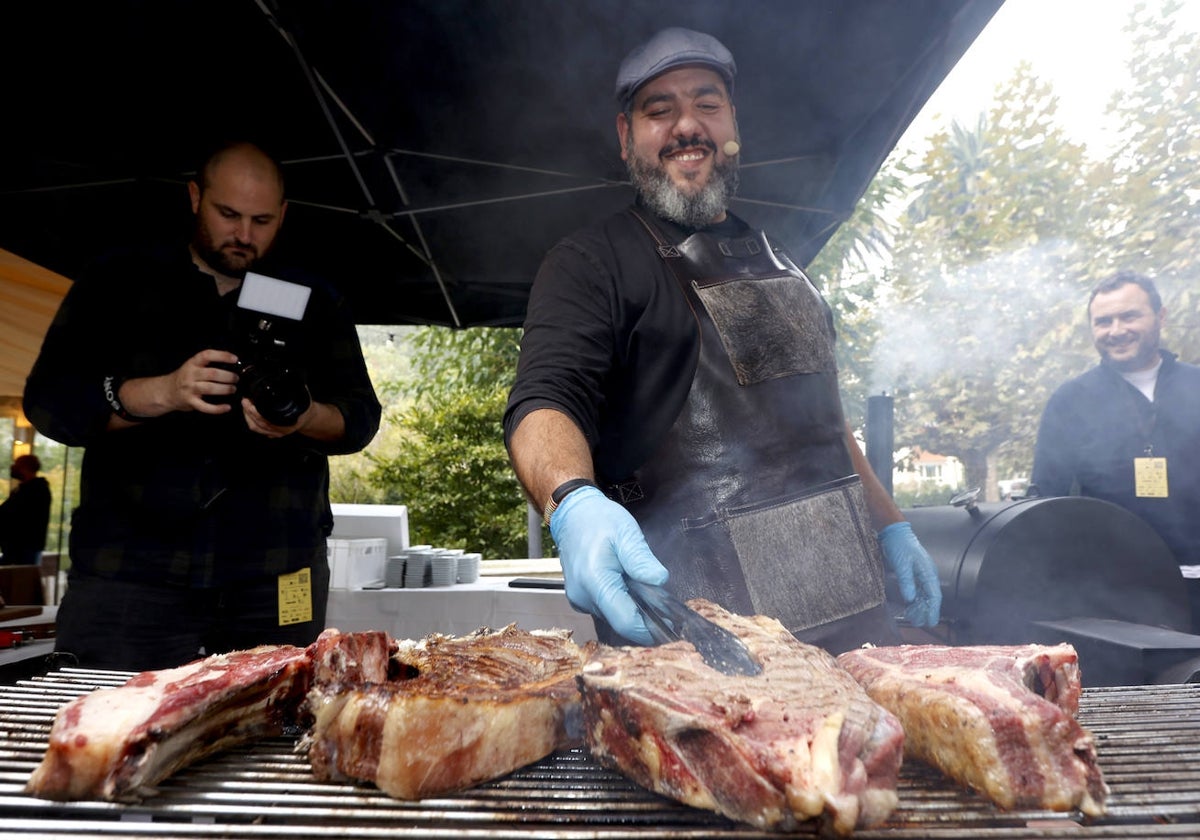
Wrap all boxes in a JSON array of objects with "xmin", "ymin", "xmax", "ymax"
[
  {"xmin": 211, "ymin": 272, "xmax": 313, "ymax": 426},
  {"xmin": 214, "ymin": 355, "xmax": 310, "ymax": 427}
]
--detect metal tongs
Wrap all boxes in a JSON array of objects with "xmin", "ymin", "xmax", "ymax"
[{"xmin": 625, "ymin": 577, "xmax": 762, "ymax": 677}]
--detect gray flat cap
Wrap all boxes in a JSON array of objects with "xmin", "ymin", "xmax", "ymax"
[{"xmin": 615, "ymin": 27, "xmax": 736, "ymax": 108}]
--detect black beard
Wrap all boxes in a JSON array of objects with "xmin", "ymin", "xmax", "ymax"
[
  {"xmin": 625, "ymin": 137, "xmax": 739, "ymax": 229},
  {"xmin": 192, "ymin": 228, "xmax": 258, "ymax": 279}
]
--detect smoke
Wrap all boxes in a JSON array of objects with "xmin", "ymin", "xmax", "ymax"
[{"xmin": 868, "ymin": 241, "xmax": 1089, "ymax": 396}]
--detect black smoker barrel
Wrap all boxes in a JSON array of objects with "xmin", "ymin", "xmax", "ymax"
[
  {"xmin": 865, "ymin": 394, "xmax": 894, "ymax": 497},
  {"xmin": 902, "ymin": 496, "xmax": 1200, "ymax": 684}
]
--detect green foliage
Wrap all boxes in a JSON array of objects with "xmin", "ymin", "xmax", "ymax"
[
  {"xmin": 368, "ymin": 385, "xmax": 531, "ymax": 556},
  {"xmin": 326, "ymin": 327, "xmax": 413, "ymax": 506},
  {"xmin": 355, "ymin": 326, "xmax": 535, "ymax": 558},
  {"xmin": 1098, "ymin": 0, "xmax": 1200, "ymax": 359},
  {"xmin": 403, "ymin": 326, "xmax": 522, "ymax": 402},
  {"xmin": 808, "ymin": 161, "xmax": 909, "ymax": 424},
  {"xmin": 34, "ymin": 441, "xmax": 80, "ymax": 560}
]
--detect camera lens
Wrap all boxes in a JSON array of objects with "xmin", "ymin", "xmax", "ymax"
[{"xmin": 242, "ymin": 364, "xmax": 311, "ymax": 426}]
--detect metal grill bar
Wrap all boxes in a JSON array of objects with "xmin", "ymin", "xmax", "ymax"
[{"xmin": 1, "ymin": 671, "xmax": 1197, "ymax": 838}]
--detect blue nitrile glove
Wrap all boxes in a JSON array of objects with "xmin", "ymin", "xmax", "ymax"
[
  {"xmin": 549, "ymin": 485, "xmax": 669, "ymax": 646},
  {"xmin": 878, "ymin": 521, "xmax": 942, "ymax": 627}
]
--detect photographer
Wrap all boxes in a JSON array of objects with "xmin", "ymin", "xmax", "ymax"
[{"xmin": 23, "ymin": 141, "xmax": 381, "ymax": 671}]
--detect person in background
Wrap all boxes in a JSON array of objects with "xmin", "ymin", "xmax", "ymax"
[
  {"xmin": 0, "ymin": 453, "xmax": 52, "ymax": 566},
  {"xmin": 23, "ymin": 140, "xmax": 381, "ymax": 671},
  {"xmin": 1033, "ymin": 271, "xmax": 1200, "ymax": 632},
  {"xmin": 503, "ymin": 27, "xmax": 941, "ymax": 653}
]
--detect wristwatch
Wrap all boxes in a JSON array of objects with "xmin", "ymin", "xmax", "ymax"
[{"xmin": 542, "ymin": 478, "xmax": 597, "ymax": 526}]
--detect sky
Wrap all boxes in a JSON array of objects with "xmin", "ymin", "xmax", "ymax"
[{"xmin": 898, "ymin": 0, "xmax": 1200, "ymax": 158}]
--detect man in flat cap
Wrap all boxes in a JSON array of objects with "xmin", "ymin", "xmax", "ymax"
[{"xmin": 504, "ymin": 27, "xmax": 941, "ymax": 652}]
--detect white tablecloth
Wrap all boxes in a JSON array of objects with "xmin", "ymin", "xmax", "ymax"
[{"xmin": 324, "ymin": 577, "xmax": 597, "ymax": 642}]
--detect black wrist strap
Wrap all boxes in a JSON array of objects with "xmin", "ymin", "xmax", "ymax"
[
  {"xmin": 102, "ymin": 375, "xmax": 153, "ymax": 422},
  {"xmin": 551, "ymin": 478, "xmax": 596, "ymax": 504},
  {"xmin": 543, "ymin": 478, "xmax": 596, "ymax": 526}
]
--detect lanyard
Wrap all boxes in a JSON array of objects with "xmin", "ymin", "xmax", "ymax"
[
  {"xmin": 1115, "ymin": 370, "xmax": 1159, "ymax": 456},
  {"xmin": 1135, "ymin": 399, "xmax": 1157, "ymax": 456}
]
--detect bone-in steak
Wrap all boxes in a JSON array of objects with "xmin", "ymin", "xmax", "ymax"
[
  {"xmin": 309, "ymin": 627, "xmax": 395, "ymax": 687},
  {"xmin": 577, "ymin": 600, "xmax": 904, "ymax": 835},
  {"xmin": 25, "ymin": 644, "xmax": 312, "ymax": 800},
  {"xmin": 836, "ymin": 643, "xmax": 1108, "ymax": 816},
  {"xmin": 304, "ymin": 624, "xmax": 585, "ymax": 799},
  {"xmin": 25, "ymin": 629, "xmax": 393, "ymax": 801}
]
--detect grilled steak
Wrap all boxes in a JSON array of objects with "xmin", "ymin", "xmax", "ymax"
[
  {"xmin": 304, "ymin": 624, "xmax": 586, "ymax": 799},
  {"xmin": 25, "ymin": 629, "xmax": 392, "ymax": 801},
  {"xmin": 309, "ymin": 627, "xmax": 395, "ymax": 687},
  {"xmin": 836, "ymin": 643, "xmax": 1108, "ymax": 816},
  {"xmin": 577, "ymin": 600, "xmax": 904, "ymax": 835},
  {"xmin": 25, "ymin": 643, "xmax": 312, "ymax": 801}
]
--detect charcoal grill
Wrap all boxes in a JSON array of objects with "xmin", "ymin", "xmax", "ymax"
[
  {"xmin": 1, "ymin": 668, "xmax": 1198, "ymax": 838},
  {"xmin": 901, "ymin": 495, "xmax": 1200, "ymax": 686}
]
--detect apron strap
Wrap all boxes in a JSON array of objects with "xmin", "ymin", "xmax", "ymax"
[{"xmin": 603, "ymin": 206, "xmax": 706, "ymax": 508}]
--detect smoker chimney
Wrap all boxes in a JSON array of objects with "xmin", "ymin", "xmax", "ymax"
[{"xmin": 866, "ymin": 393, "xmax": 894, "ymax": 496}]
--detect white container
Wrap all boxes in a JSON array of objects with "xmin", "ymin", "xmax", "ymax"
[
  {"xmin": 330, "ymin": 504, "xmax": 410, "ymax": 557},
  {"xmin": 327, "ymin": 539, "xmax": 350, "ymax": 590},
  {"xmin": 327, "ymin": 537, "xmax": 389, "ymax": 590}
]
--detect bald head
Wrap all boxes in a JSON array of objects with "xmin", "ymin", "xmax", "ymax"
[{"xmin": 197, "ymin": 141, "xmax": 285, "ymax": 199}]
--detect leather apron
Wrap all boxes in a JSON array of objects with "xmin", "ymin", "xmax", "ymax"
[{"xmin": 603, "ymin": 208, "xmax": 896, "ymax": 653}]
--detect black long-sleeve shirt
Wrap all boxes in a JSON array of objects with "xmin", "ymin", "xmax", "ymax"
[
  {"xmin": 23, "ymin": 245, "xmax": 381, "ymax": 587},
  {"xmin": 504, "ymin": 206, "xmax": 755, "ymax": 484}
]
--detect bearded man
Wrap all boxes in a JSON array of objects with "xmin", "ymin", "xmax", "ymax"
[
  {"xmin": 503, "ymin": 28, "xmax": 941, "ymax": 653},
  {"xmin": 24, "ymin": 140, "xmax": 380, "ymax": 671},
  {"xmin": 1033, "ymin": 271, "xmax": 1200, "ymax": 632}
]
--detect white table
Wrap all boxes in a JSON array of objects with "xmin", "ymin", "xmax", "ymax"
[{"xmin": 324, "ymin": 576, "xmax": 596, "ymax": 642}]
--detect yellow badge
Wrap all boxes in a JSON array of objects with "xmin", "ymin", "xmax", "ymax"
[
  {"xmin": 277, "ymin": 567, "xmax": 313, "ymax": 626},
  {"xmin": 1134, "ymin": 457, "xmax": 1169, "ymax": 498}
]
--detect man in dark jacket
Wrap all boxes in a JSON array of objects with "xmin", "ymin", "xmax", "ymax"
[
  {"xmin": 24, "ymin": 141, "xmax": 381, "ymax": 670},
  {"xmin": 1033, "ymin": 271, "xmax": 1200, "ymax": 632}
]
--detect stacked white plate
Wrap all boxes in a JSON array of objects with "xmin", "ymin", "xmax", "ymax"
[
  {"xmin": 384, "ymin": 556, "xmax": 404, "ymax": 587},
  {"xmin": 456, "ymin": 552, "xmax": 482, "ymax": 584},
  {"xmin": 429, "ymin": 549, "xmax": 461, "ymax": 587},
  {"xmin": 403, "ymin": 547, "xmax": 433, "ymax": 588},
  {"xmin": 384, "ymin": 554, "xmax": 407, "ymax": 588}
]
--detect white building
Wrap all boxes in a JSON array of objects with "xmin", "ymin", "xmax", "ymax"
[{"xmin": 892, "ymin": 447, "xmax": 965, "ymax": 494}]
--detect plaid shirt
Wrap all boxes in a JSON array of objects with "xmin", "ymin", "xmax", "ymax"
[{"xmin": 24, "ymin": 246, "xmax": 381, "ymax": 587}]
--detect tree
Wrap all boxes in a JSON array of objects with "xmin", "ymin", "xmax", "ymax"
[
  {"xmin": 880, "ymin": 64, "xmax": 1098, "ymax": 497},
  {"xmin": 806, "ymin": 159, "xmax": 908, "ymax": 425},
  {"xmin": 369, "ymin": 384, "xmax": 529, "ymax": 555},
  {"xmin": 327, "ymin": 327, "xmax": 411, "ymax": 505},
  {"xmin": 362, "ymin": 326, "xmax": 532, "ymax": 558},
  {"xmin": 1098, "ymin": 0, "xmax": 1200, "ymax": 359}
]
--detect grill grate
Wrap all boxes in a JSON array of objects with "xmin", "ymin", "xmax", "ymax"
[{"xmin": 1, "ymin": 670, "xmax": 1198, "ymax": 838}]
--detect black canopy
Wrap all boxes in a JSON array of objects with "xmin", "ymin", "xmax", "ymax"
[{"xmin": 0, "ymin": 0, "xmax": 1003, "ymax": 327}]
